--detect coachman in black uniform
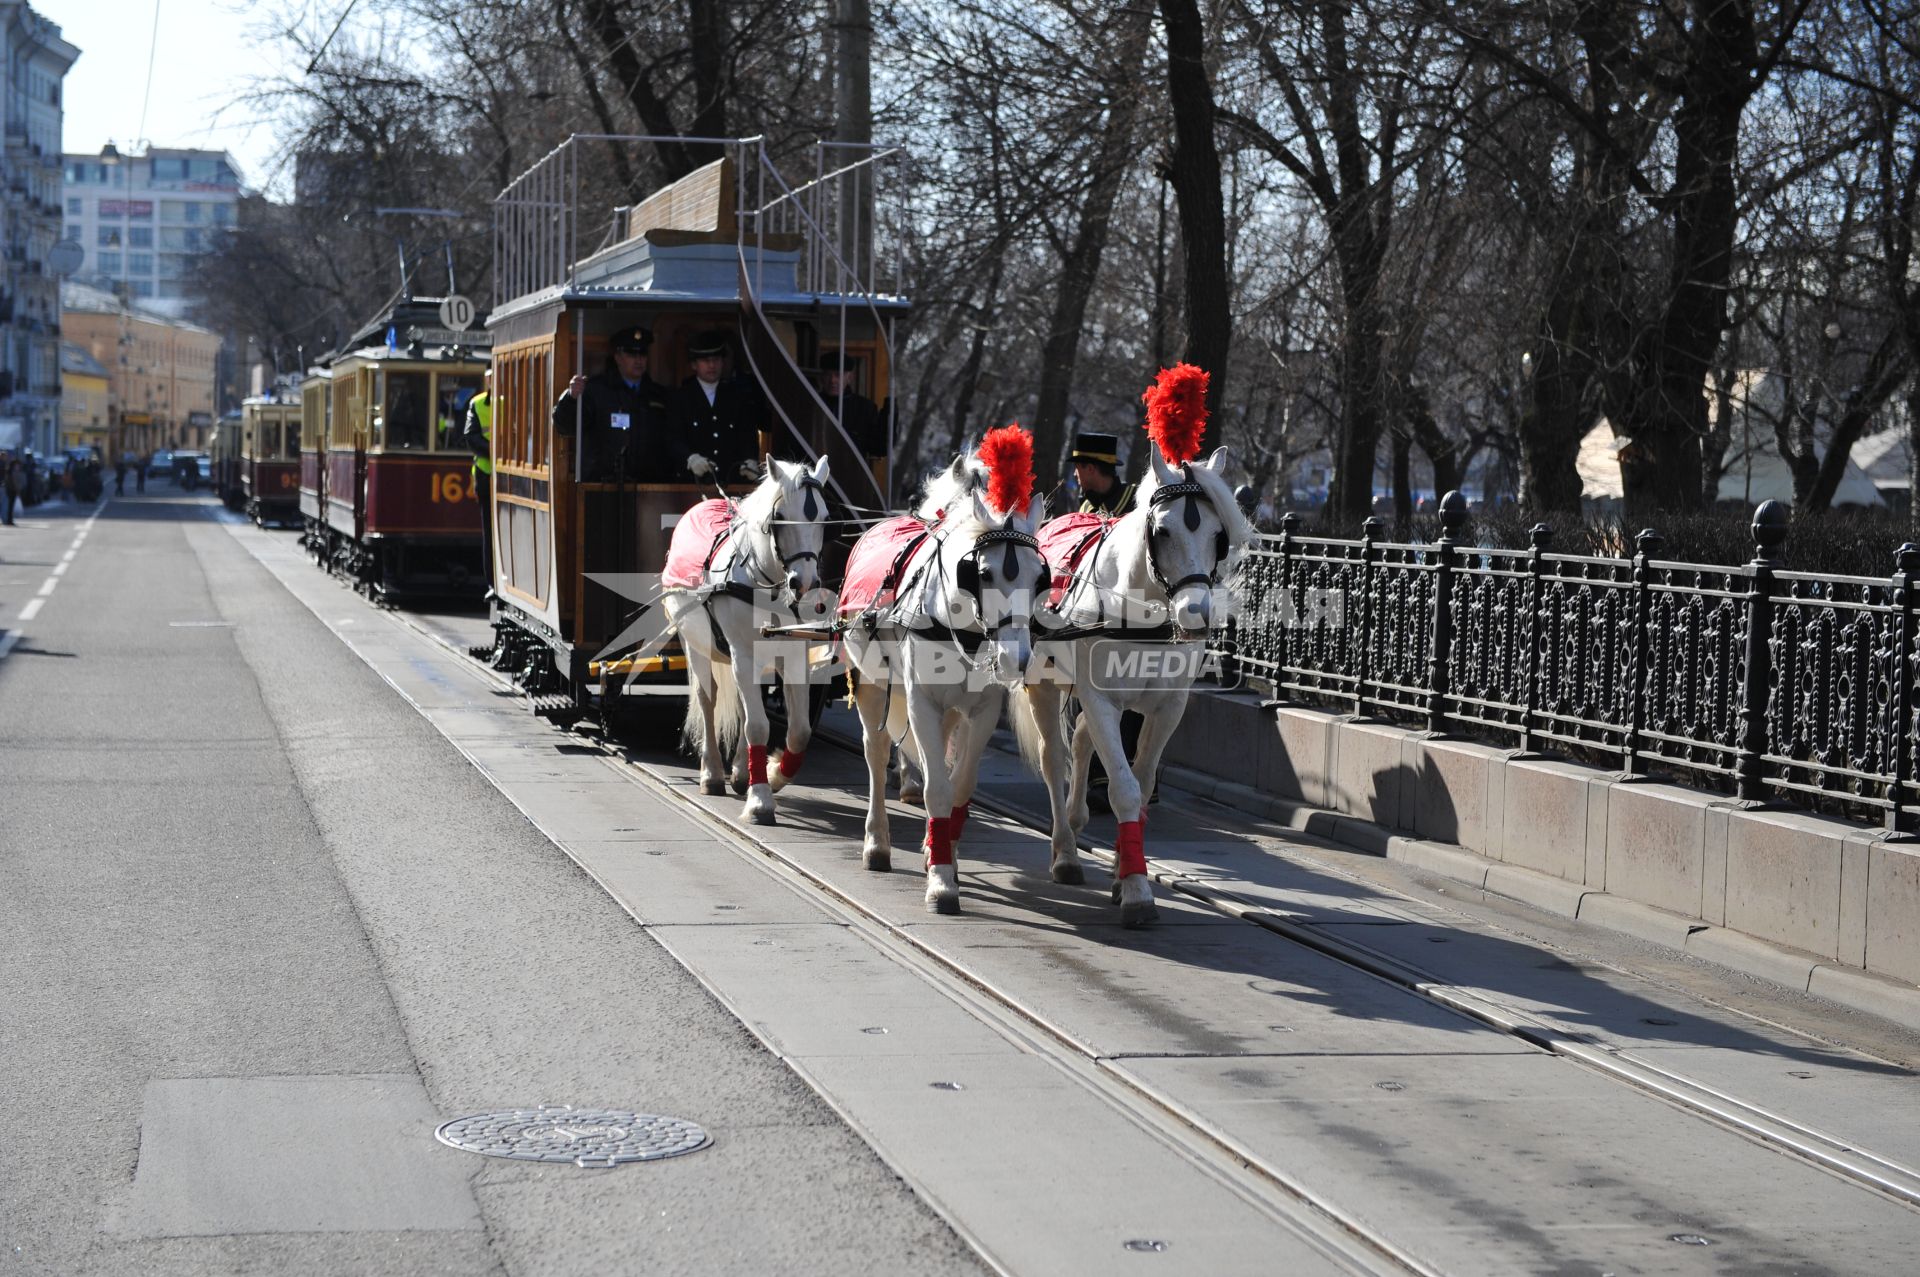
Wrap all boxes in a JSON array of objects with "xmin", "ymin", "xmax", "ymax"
[
  {"xmin": 551, "ymin": 325, "xmax": 682, "ymax": 482},
  {"xmin": 672, "ymin": 330, "xmax": 766, "ymax": 482},
  {"xmin": 1067, "ymin": 429, "xmax": 1137, "ymax": 517},
  {"xmin": 819, "ymin": 350, "xmax": 887, "ymax": 461}
]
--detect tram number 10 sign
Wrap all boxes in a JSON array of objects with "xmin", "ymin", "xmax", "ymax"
[{"xmin": 429, "ymin": 472, "xmax": 477, "ymax": 503}]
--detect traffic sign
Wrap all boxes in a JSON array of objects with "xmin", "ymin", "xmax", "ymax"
[{"xmin": 439, "ymin": 294, "xmax": 477, "ymax": 332}]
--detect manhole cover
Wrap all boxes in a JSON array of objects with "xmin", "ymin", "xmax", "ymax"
[{"xmin": 435, "ymin": 1106, "xmax": 710, "ymax": 1168}]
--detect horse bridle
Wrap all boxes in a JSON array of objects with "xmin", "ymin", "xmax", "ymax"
[
  {"xmin": 730, "ymin": 475, "xmax": 826, "ymax": 594},
  {"xmin": 1145, "ymin": 473, "xmax": 1231, "ymax": 598},
  {"xmin": 901, "ymin": 523, "xmax": 1044, "ymax": 662}
]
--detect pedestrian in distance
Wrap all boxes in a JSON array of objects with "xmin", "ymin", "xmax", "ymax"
[
  {"xmin": 551, "ymin": 325, "xmax": 683, "ymax": 483},
  {"xmin": 114, "ymin": 456, "xmax": 126, "ymax": 496},
  {"xmin": 2, "ymin": 450, "xmax": 20, "ymax": 525},
  {"xmin": 672, "ymin": 329, "xmax": 767, "ymax": 483},
  {"xmin": 136, "ymin": 453, "xmax": 146, "ymax": 494}
]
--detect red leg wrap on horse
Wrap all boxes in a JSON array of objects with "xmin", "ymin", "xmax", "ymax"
[
  {"xmin": 1115, "ymin": 819, "xmax": 1147, "ymax": 878},
  {"xmin": 747, "ymin": 745, "xmax": 769, "ymax": 787},
  {"xmin": 925, "ymin": 816, "xmax": 954, "ymax": 867},
  {"xmin": 950, "ymin": 802, "xmax": 970, "ymax": 842},
  {"xmin": 777, "ymin": 749, "xmax": 805, "ymax": 780}
]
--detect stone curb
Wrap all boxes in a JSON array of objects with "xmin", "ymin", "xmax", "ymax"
[{"xmin": 1159, "ymin": 760, "xmax": 1920, "ymax": 1036}]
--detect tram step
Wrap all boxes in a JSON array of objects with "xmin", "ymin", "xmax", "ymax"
[
  {"xmin": 530, "ymin": 692, "xmax": 582, "ymax": 720},
  {"xmin": 466, "ymin": 643, "xmax": 495, "ymax": 662}
]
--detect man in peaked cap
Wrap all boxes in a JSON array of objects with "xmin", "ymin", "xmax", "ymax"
[
  {"xmin": 552, "ymin": 324, "xmax": 683, "ymax": 482},
  {"xmin": 818, "ymin": 350, "xmax": 887, "ymax": 460},
  {"xmin": 1068, "ymin": 429, "xmax": 1137, "ymax": 517},
  {"xmin": 672, "ymin": 328, "xmax": 766, "ymax": 482}
]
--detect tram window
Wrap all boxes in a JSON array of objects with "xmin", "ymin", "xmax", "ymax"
[
  {"xmin": 284, "ymin": 421, "xmax": 301, "ymax": 459},
  {"xmin": 434, "ymin": 373, "xmax": 481, "ymax": 453},
  {"xmin": 260, "ymin": 420, "xmax": 281, "ymax": 458},
  {"xmin": 383, "ymin": 371, "xmax": 432, "ymax": 450}
]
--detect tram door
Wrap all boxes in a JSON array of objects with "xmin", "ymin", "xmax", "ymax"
[{"xmin": 354, "ymin": 369, "xmax": 373, "ymax": 542}]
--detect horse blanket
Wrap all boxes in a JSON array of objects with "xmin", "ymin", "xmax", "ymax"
[
  {"xmin": 1037, "ymin": 512, "xmax": 1116, "ymax": 607},
  {"xmin": 838, "ymin": 515, "xmax": 933, "ymax": 617},
  {"xmin": 661, "ymin": 498, "xmax": 734, "ymax": 590}
]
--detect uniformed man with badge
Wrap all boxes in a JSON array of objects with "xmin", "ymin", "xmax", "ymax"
[
  {"xmin": 1067, "ymin": 430, "xmax": 1137, "ymax": 516},
  {"xmin": 551, "ymin": 325, "xmax": 681, "ymax": 482},
  {"xmin": 672, "ymin": 329, "xmax": 766, "ymax": 482}
]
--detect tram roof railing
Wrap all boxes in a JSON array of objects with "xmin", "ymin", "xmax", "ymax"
[{"xmin": 490, "ymin": 134, "xmax": 908, "ymax": 311}]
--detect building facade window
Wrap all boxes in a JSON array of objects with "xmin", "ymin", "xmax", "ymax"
[
  {"xmin": 66, "ymin": 196, "xmax": 81, "ymax": 216},
  {"xmin": 129, "ymin": 227, "xmax": 153, "ymax": 247},
  {"xmin": 130, "ymin": 253, "xmax": 154, "ymax": 275},
  {"xmin": 97, "ymin": 226, "xmax": 119, "ymax": 247},
  {"xmin": 99, "ymin": 251, "xmax": 121, "ymax": 272}
]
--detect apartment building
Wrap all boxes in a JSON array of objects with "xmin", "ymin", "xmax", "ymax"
[
  {"xmin": 63, "ymin": 279, "xmax": 219, "ymax": 458},
  {"xmin": 1, "ymin": 0, "xmax": 77, "ymax": 455},
  {"xmin": 62, "ymin": 146, "xmax": 238, "ymax": 315}
]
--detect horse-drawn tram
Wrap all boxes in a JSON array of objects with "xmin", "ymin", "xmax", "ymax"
[
  {"xmin": 299, "ymin": 299, "xmax": 490, "ymax": 599},
  {"xmin": 480, "ymin": 134, "xmax": 907, "ymax": 726},
  {"xmin": 237, "ymin": 392, "xmax": 302, "ymax": 526}
]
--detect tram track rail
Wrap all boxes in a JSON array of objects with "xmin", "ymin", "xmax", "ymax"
[{"xmin": 376, "ymin": 596, "xmax": 1920, "ymax": 1256}]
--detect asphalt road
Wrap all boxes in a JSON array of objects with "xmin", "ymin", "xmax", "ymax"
[{"xmin": 0, "ymin": 492, "xmax": 986, "ymax": 1276}]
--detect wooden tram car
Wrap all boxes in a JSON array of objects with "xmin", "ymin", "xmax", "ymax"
[
  {"xmin": 298, "ymin": 366, "xmax": 332, "ymax": 555},
  {"xmin": 482, "ymin": 135, "xmax": 908, "ymax": 723},
  {"xmin": 209, "ymin": 414, "xmax": 243, "ymax": 511},
  {"xmin": 299, "ymin": 301, "xmax": 490, "ymax": 598},
  {"xmin": 237, "ymin": 394, "xmax": 302, "ymax": 526}
]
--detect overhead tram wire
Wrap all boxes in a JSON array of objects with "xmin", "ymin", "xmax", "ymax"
[
  {"xmin": 135, "ymin": 0, "xmax": 162, "ymax": 145},
  {"xmin": 306, "ymin": 0, "xmax": 366, "ymax": 76}
]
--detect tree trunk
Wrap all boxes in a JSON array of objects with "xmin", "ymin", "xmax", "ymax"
[
  {"xmin": 688, "ymin": 0, "xmax": 729, "ymax": 167},
  {"xmin": 1390, "ymin": 429, "xmax": 1412, "ymax": 526},
  {"xmin": 1618, "ymin": 2, "xmax": 1754, "ymax": 518},
  {"xmin": 1028, "ymin": 7, "xmax": 1153, "ymax": 487},
  {"xmin": 1157, "ymin": 0, "xmax": 1232, "ymax": 428}
]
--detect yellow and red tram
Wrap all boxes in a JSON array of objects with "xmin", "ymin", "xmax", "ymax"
[
  {"xmin": 302, "ymin": 303, "xmax": 489, "ymax": 598},
  {"xmin": 482, "ymin": 136, "xmax": 907, "ymax": 724},
  {"xmin": 298, "ymin": 367, "xmax": 332, "ymax": 558},
  {"xmin": 239, "ymin": 394, "xmax": 302, "ymax": 526}
]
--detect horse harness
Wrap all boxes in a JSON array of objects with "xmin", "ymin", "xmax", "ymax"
[
  {"xmin": 850, "ymin": 522, "xmax": 1045, "ymax": 658},
  {"xmin": 1051, "ymin": 471, "xmax": 1230, "ymax": 642}
]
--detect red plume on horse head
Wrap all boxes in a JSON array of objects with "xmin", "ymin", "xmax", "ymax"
[
  {"xmin": 978, "ymin": 424, "xmax": 1035, "ymax": 516},
  {"xmin": 1141, "ymin": 363, "xmax": 1209, "ymax": 467}
]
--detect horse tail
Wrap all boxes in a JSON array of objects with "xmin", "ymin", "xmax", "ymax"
[
  {"xmin": 710, "ymin": 657, "xmax": 743, "ymax": 759},
  {"xmin": 885, "ymin": 681, "xmax": 909, "ymax": 743},
  {"xmin": 1007, "ymin": 684, "xmax": 1047, "ymax": 778}
]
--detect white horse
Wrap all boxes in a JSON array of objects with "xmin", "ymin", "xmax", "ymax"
[
  {"xmin": 841, "ymin": 469, "xmax": 1049, "ymax": 914},
  {"xmin": 662, "ymin": 455, "xmax": 833, "ymax": 825},
  {"xmin": 1013, "ymin": 446, "xmax": 1254, "ymax": 926}
]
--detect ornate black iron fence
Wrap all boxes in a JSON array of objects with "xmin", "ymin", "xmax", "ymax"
[{"xmin": 1220, "ymin": 494, "xmax": 1920, "ymax": 832}]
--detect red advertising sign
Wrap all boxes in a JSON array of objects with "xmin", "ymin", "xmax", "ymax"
[{"xmin": 98, "ymin": 200, "xmax": 154, "ymax": 217}]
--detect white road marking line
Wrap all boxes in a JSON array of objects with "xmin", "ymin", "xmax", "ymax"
[
  {"xmin": 0, "ymin": 629, "xmax": 17, "ymax": 660},
  {"xmin": 51, "ymin": 562, "xmax": 66, "ymax": 577},
  {"xmin": 60, "ymin": 549, "xmax": 75, "ymax": 563},
  {"xmin": 36, "ymin": 578, "xmax": 57, "ymax": 597},
  {"xmin": 18, "ymin": 598, "xmax": 43, "ymax": 621}
]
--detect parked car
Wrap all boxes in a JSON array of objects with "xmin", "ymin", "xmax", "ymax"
[{"xmin": 147, "ymin": 449, "xmax": 174, "ymax": 483}]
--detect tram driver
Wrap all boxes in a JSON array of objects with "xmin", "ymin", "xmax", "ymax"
[
  {"xmin": 553, "ymin": 325, "xmax": 683, "ymax": 482},
  {"xmin": 673, "ymin": 329, "xmax": 767, "ymax": 483}
]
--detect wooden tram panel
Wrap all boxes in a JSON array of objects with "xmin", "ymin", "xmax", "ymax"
[{"xmin": 298, "ymin": 368, "xmax": 332, "ymax": 531}]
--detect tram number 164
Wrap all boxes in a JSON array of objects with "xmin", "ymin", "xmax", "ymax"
[{"xmin": 429, "ymin": 472, "xmax": 476, "ymax": 504}]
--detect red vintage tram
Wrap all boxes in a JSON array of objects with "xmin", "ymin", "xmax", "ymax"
[
  {"xmin": 481, "ymin": 134, "xmax": 907, "ymax": 725},
  {"xmin": 300, "ymin": 301, "xmax": 490, "ymax": 598},
  {"xmin": 239, "ymin": 394, "xmax": 302, "ymax": 526}
]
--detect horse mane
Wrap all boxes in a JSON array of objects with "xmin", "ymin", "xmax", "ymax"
[
  {"xmin": 1137, "ymin": 455, "xmax": 1257, "ymax": 555},
  {"xmin": 736, "ymin": 464, "xmax": 785, "ymax": 523},
  {"xmin": 912, "ymin": 454, "xmax": 987, "ymax": 522}
]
